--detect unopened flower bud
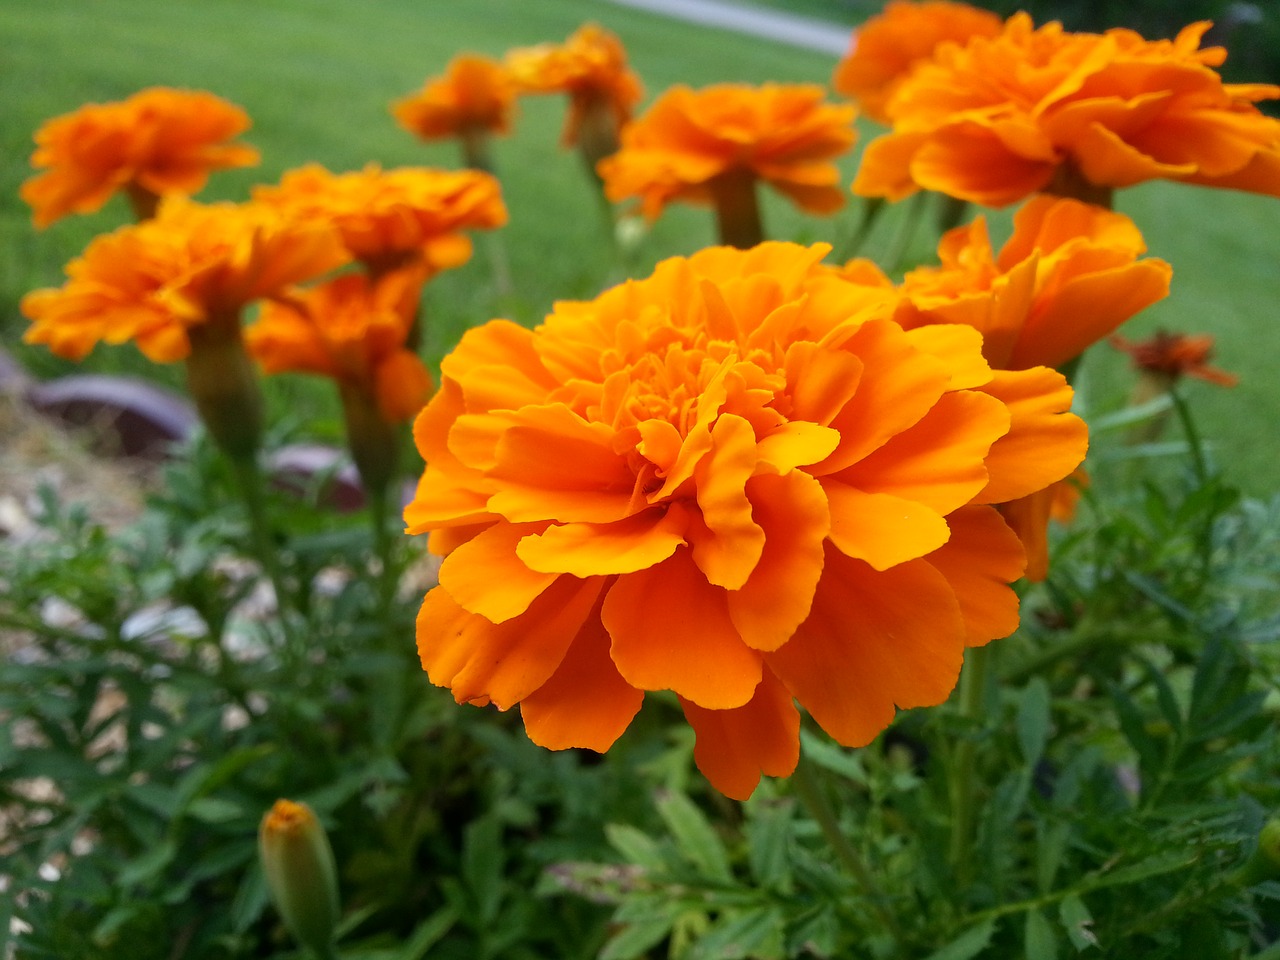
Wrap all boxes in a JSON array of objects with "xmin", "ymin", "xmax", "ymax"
[
  {"xmin": 1236, "ymin": 818, "xmax": 1280, "ymax": 886},
  {"xmin": 259, "ymin": 799, "xmax": 340, "ymax": 955}
]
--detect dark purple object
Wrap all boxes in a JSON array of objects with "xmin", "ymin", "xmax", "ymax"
[
  {"xmin": 26, "ymin": 374, "xmax": 197, "ymax": 458},
  {"xmin": 268, "ymin": 443, "xmax": 366, "ymax": 512}
]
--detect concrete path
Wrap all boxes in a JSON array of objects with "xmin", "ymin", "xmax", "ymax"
[{"xmin": 603, "ymin": 0, "xmax": 854, "ymax": 56}]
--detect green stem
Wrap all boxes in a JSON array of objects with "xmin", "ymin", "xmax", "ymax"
[
  {"xmin": 948, "ymin": 644, "xmax": 992, "ymax": 885},
  {"xmin": 791, "ymin": 755, "xmax": 902, "ymax": 945},
  {"xmin": 882, "ymin": 190, "xmax": 929, "ymax": 274},
  {"xmin": 367, "ymin": 481, "xmax": 398, "ymax": 621},
  {"xmin": 230, "ymin": 455, "xmax": 297, "ymax": 647},
  {"xmin": 834, "ymin": 195, "xmax": 887, "ymax": 262},
  {"xmin": 1168, "ymin": 388, "xmax": 1208, "ymax": 488}
]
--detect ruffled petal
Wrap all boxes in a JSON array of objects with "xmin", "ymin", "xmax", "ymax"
[
  {"xmin": 923, "ymin": 504, "xmax": 1026, "ymax": 645},
  {"xmin": 602, "ymin": 549, "xmax": 762, "ymax": 709},
  {"xmin": 681, "ymin": 667, "xmax": 800, "ymax": 801}
]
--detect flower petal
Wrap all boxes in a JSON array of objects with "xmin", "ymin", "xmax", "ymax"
[{"xmin": 923, "ymin": 505, "xmax": 1025, "ymax": 645}]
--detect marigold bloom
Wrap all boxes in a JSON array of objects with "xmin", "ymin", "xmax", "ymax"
[
  {"xmin": 254, "ymin": 164, "xmax": 507, "ymax": 277},
  {"xmin": 392, "ymin": 54, "xmax": 517, "ymax": 143},
  {"xmin": 1111, "ymin": 330, "xmax": 1238, "ymax": 387},
  {"xmin": 832, "ymin": 1, "xmax": 1003, "ymax": 125},
  {"xmin": 21, "ymin": 196, "xmax": 348, "ymax": 363},
  {"xmin": 853, "ymin": 15, "xmax": 1280, "ymax": 207},
  {"xmin": 21, "ymin": 87, "xmax": 259, "ymax": 227},
  {"xmin": 891, "ymin": 195, "xmax": 1173, "ymax": 370},
  {"xmin": 505, "ymin": 24, "xmax": 643, "ymax": 150},
  {"xmin": 405, "ymin": 242, "xmax": 1087, "ymax": 799},
  {"xmin": 249, "ymin": 270, "xmax": 433, "ymax": 423},
  {"xmin": 599, "ymin": 84, "xmax": 857, "ymax": 246}
]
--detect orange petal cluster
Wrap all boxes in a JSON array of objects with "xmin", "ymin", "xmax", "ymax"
[
  {"xmin": 598, "ymin": 84, "xmax": 857, "ymax": 221},
  {"xmin": 853, "ymin": 15, "xmax": 1280, "ymax": 206},
  {"xmin": 248, "ymin": 270, "xmax": 433, "ymax": 422},
  {"xmin": 253, "ymin": 164, "xmax": 507, "ymax": 277},
  {"xmin": 391, "ymin": 54, "xmax": 517, "ymax": 142},
  {"xmin": 1111, "ymin": 330, "xmax": 1238, "ymax": 387},
  {"xmin": 832, "ymin": 0, "xmax": 1002, "ymax": 125},
  {"xmin": 889, "ymin": 195, "xmax": 1173, "ymax": 369},
  {"xmin": 21, "ymin": 87, "xmax": 260, "ymax": 228},
  {"xmin": 505, "ymin": 23, "xmax": 644, "ymax": 148},
  {"xmin": 405, "ymin": 242, "xmax": 1087, "ymax": 799},
  {"xmin": 21, "ymin": 196, "xmax": 348, "ymax": 362}
]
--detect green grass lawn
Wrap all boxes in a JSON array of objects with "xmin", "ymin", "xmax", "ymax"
[{"xmin": 1, "ymin": 0, "xmax": 1276, "ymax": 493}]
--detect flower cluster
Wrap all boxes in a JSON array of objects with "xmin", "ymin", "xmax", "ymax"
[
  {"xmin": 405, "ymin": 242, "xmax": 1087, "ymax": 799},
  {"xmin": 21, "ymin": 87, "xmax": 259, "ymax": 227}
]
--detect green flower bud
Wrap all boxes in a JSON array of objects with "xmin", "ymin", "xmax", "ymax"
[
  {"xmin": 259, "ymin": 799, "xmax": 340, "ymax": 956},
  {"xmin": 1236, "ymin": 818, "xmax": 1280, "ymax": 887}
]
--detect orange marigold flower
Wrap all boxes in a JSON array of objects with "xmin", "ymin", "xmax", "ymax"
[
  {"xmin": 21, "ymin": 87, "xmax": 260, "ymax": 228},
  {"xmin": 598, "ymin": 84, "xmax": 857, "ymax": 246},
  {"xmin": 505, "ymin": 23, "xmax": 644, "ymax": 149},
  {"xmin": 254, "ymin": 164, "xmax": 506, "ymax": 278},
  {"xmin": 1111, "ymin": 330, "xmax": 1238, "ymax": 387},
  {"xmin": 249, "ymin": 270, "xmax": 433, "ymax": 423},
  {"xmin": 21, "ymin": 196, "xmax": 348, "ymax": 363},
  {"xmin": 853, "ymin": 14, "xmax": 1280, "ymax": 207},
  {"xmin": 889, "ymin": 195, "xmax": 1172, "ymax": 370},
  {"xmin": 405, "ymin": 241, "xmax": 1087, "ymax": 800},
  {"xmin": 832, "ymin": 0, "xmax": 1003, "ymax": 125},
  {"xmin": 392, "ymin": 54, "xmax": 517, "ymax": 143}
]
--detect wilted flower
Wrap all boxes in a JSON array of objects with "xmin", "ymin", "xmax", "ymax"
[
  {"xmin": 21, "ymin": 196, "xmax": 347, "ymax": 458},
  {"xmin": 254, "ymin": 163, "xmax": 507, "ymax": 279},
  {"xmin": 392, "ymin": 54, "xmax": 517, "ymax": 171},
  {"xmin": 599, "ymin": 84, "xmax": 857, "ymax": 247},
  {"xmin": 1111, "ymin": 330, "xmax": 1238, "ymax": 388},
  {"xmin": 832, "ymin": 0, "xmax": 1002, "ymax": 124},
  {"xmin": 259, "ymin": 800, "xmax": 340, "ymax": 957},
  {"xmin": 853, "ymin": 15, "xmax": 1280, "ymax": 207},
  {"xmin": 21, "ymin": 87, "xmax": 259, "ymax": 227},
  {"xmin": 892, "ymin": 196, "xmax": 1173, "ymax": 370},
  {"xmin": 405, "ymin": 242, "xmax": 1086, "ymax": 799},
  {"xmin": 506, "ymin": 23, "xmax": 643, "ymax": 162}
]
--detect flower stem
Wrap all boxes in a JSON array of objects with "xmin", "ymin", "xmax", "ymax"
[
  {"xmin": 791, "ymin": 755, "xmax": 902, "ymax": 944},
  {"xmin": 947, "ymin": 644, "xmax": 992, "ymax": 885},
  {"xmin": 229, "ymin": 454, "xmax": 297, "ymax": 646},
  {"xmin": 710, "ymin": 169, "xmax": 764, "ymax": 249}
]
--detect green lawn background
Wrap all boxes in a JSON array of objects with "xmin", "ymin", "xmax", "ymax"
[{"xmin": 1, "ymin": 0, "xmax": 1275, "ymax": 493}]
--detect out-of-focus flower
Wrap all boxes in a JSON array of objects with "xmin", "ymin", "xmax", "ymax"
[
  {"xmin": 1049, "ymin": 467, "xmax": 1089, "ymax": 525},
  {"xmin": 599, "ymin": 84, "xmax": 857, "ymax": 247},
  {"xmin": 853, "ymin": 15, "xmax": 1280, "ymax": 207},
  {"xmin": 832, "ymin": 0, "xmax": 1002, "ymax": 124},
  {"xmin": 392, "ymin": 54, "xmax": 517, "ymax": 170},
  {"xmin": 259, "ymin": 800, "xmax": 340, "ymax": 957},
  {"xmin": 405, "ymin": 241, "xmax": 1086, "ymax": 800},
  {"xmin": 249, "ymin": 270, "xmax": 433, "ymax": 423},
  {"xmin": 254, "ymin": 164, "xmax": 507, "ymax": 278},
  {"xmin": 21, "ymin": 87, "xmax": 259, "ymax": 227},
  {"xmin": 1111, "ymin": 330, "xmax": 1238, "ymax": 387},
  {"xmin": 506, "ymin": 23, "xmax": 643, "ymax": 162},
  {"xmin": 21, "ymin": 196, "xmax": 347, "ymax": 458},
  {"xmin": 890, "ymin": 195, "xmax": 1173, "ymax": 370},
  {"xmin": 249, "ymin": 270, "xmax": 433, "ymax": 492},
  {"xmin": 22, "ymin": 196, "xmax": 347, "ymax": 363}
]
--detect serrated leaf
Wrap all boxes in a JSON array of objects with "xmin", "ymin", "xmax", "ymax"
[
  {"xmin": 655, "ymin": 789, "xmax": 732, "ymax": 882},
  {"xmin": 1058, "ymin": 895, "xmax": 1098, "ymax": 951},
  {"xmin": 1017, "ymin": 678, "xmax": 1051, "ymax": 766},
  {"xmin": 922, "ymin": 917, "xmax": 998, "ymax": 960},
  {"xmin": 461, "ymin": 816, "xmax": 504, "ymax": 925},
  {"xmin": 1025, "ymin": 910, "xmax": 1058, "ymax": 960},
  {"xmin": 688, "ymin": 906, "xmax": 785, "ymax": 960}
]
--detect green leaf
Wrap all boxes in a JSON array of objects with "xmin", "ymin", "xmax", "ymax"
[
  {"xmin": 688, "ymin": 906, "xmax": 785, "ymax": 960},
  {"xmin": 397, "ymin": 905, "xmax": 459, "ymax": 960},
  {"xmin": 1017, "ymin": 678, "xmax": 1052, "ymax": 766},
  {"xmin": 745, "ymin": 798, "xmax": 793, "ymax": 892},
  {"xmin": 922, "ymin": 918, "xmax": 998, "ymax": 960},
  {"xmin": 1058, "ymin": 895, "xmax": 1098, "ymax": 951},
  {"xmin": 461, "ymin": 816, "xmax": 504, "ymax": 925},
  {"xmin": 654, "ymin": 789, "xmax": 732, "ymax": 882},
  {"xmin": 606, "ymin": 823, "xmax": 666, "ymax": 871},
  {"xmin": 1024, "ymin": 910, "xmax": 1058, "ymax": 960},
  {"xmin": 117, "ymin": 838, "xmax": 177, "ymax": 888},
  {"xmin": 600, "ymin": 918, "xmax": 674, "ymax": 960}
]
